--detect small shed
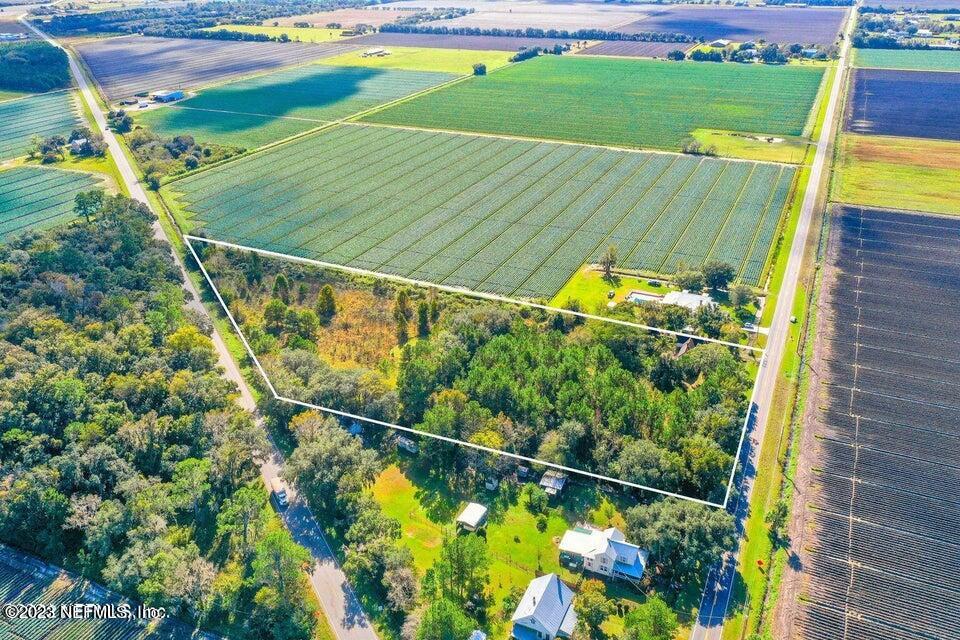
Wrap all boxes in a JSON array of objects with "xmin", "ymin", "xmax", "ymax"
[
  {"xmin": 539, "ymin": 470, "xmax": 568, "ymax": 497},
  {"xmin": 709, "ymin": 39, "xmax": 731, "ymax": 48},
  {"xmin": 456, "ymin": 502, "xmax": 488, "ymax": 532}
]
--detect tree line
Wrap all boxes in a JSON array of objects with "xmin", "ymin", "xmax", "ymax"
[{"xmin": 378, "ymin": 24, "xmax": 696, "ymax": 43}]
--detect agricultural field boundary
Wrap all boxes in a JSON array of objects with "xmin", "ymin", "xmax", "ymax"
[{"xmin": 185, "ymin": 233, "xmax": 766, "ymax": 509}]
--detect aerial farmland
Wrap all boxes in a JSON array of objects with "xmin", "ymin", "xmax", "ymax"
[{"xmin": 12, "ymin": 3, "xmax": 960, "ymax": 640}]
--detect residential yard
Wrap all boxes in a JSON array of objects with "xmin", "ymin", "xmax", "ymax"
[
  {"xmin": 832, "ymin": 133, "xmax": 960, "ymax": 215},
  {"xmin": 369, "ymin": 463, "xmax": 679, "ymax": 638},
  {"xmin": 320, "ymin": 46, "xmax": 514, "ymax": 76},
  {"xmin": 551, "ymin": 265, "xmax": 761, "ymax": 324}
]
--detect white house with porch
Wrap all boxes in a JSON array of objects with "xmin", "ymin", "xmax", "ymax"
[{"xmin": 558, "ymin": 525, "xmax": 648, "ymax": 587}]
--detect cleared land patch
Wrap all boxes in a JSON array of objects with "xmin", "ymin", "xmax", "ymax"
[
  {"xmin": 168, "ymin": 124, "xmax": 793, "ymax": 295},
  {"xmin": 620, "ymin": 5, "xmax": 848, "ymax": 45},
  {"xmin": 318, "ymin": 45, "xmax": 513, "ymax": 75},
  {"xmin": 0, "ymin": 91, "xmax": 82, "ymax": 161},
  {"xmin": 361, "ymin": 56, "xmax": 825, "ymax": 151},
  {"xmin": 854, "ymin": 48, "xmax": 960, "ymax": 72},
  {"xmin": 136, "ymin": 64, "xmax": 455, "ymax": 149},
  {"xmin": 832, "ymin": 134, "xmax": 960, "ymax": 215},
  {"xmin": 846, "ymin": 68, "xmax": 960, "ymax": 141},
  {"xmin": 75, "ymin": 35, "xmax": 355, "ymax": 100},
  {"xmin": 0, "ymin": 167, "xmax": 102, "ymax": 241},
  {"xmin": 576, "ymin": 40, "xmax": 690, "ymax": 58}
]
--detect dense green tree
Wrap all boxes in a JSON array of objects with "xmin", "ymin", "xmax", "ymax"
[
  {"xmin": 702, "ymin": 260, "xmax": 737, "ymax": 290},
  {"xmin": 316, "ymin": 283, "xmax": 336, "ymax": 323},
  {"xmin": 417, "ymin": 301, "xmax": 430, "ymax": 337},
  {"xmin": 625, "ymin": 500, "xmax": 735, "ymax": 586},
  {"xmin": 426, "ymin": 534, "xmax": 489, "ymax": 612},
  {"xmin": 73, "ymin": 189, "xmax": 105, "ymax": 223},
  {"xmin": 575, "ymin": 579, "xmax": 615, "ymax": 635},
  {"xmin": 416, "ymin": 598, "xmax": 474, "ymax": 640},
  {"xmin": 286, "ymin": 418, "xmax": 380, "ymax": 515},
  {"xmin": 623, "ymin": 595, "xmax": 679, "ymax": 640}
]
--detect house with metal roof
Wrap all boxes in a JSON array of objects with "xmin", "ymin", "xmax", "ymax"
[
  {"xmin": 511, "ymin": 573, "xmax": 577, "ymax": 640},
  {"xmin": 558, "ymin": 525, "xmax": 648, "ymax": 587}
]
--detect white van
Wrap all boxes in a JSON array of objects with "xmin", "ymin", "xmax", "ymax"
[{"xmin": 270, "ymin": 477, "xmax": 288, "ymax": 509}]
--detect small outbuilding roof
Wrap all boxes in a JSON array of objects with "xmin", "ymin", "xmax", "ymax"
[
  {"xmin": 539, "ymin": 470, "xmax": 568, "ymax": 495},
  {"xmin": 456, "ymin": 502, "xmax": 488, "ymax": 529}
]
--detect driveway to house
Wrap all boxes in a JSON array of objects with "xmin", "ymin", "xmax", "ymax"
[
  {"xmin": 689, "ymin": 7, "xmax": 858, "ymax": 640},
  {"xmin": 22, "ymin": 16, "xmax": 378, "ymax": 640}
]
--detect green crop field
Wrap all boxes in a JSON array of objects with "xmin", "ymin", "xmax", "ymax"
[
  {"xmin": 135, "ymin": 64, "xmax": 456, "ymax": 149},
  {"xmin": 854, "ymin": 48, "xmax": 960, "ymax": 72},
  {"xmin": 361, "ymin": 56, "xmax": 825, "ymax": 151},
  {"xmin": 0, "ymin": 167, "xmax": 102, "ymax": 241},
  {"xmin": 168, "ymin": 124, "xmax": 793, "ymax": 295},
  {"xmin": 0, "ymin": 91, "xmax": 83, "ymax": 161}
]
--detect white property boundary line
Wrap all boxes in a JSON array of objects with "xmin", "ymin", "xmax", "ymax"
[
  {"xmin": 185, "ymin": 235, "xmax": 765, "ymax": 509},
  {"xmin": 185, "ymin": 235, "xmax": 764, "ymax": 353}
]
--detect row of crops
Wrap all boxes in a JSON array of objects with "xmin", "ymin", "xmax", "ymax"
[
  {"xmin": 0, "ymin": 91, "xmax": 82, "ymax": 162},
  {"xmin": 0, "ymin": 167, "xmax": 101, "ymax": 242},
  {"xmin": 172, "ymin": 124, "xmax": 793, "ymax": 297},
  {"xmin": 797, "ymin": 206, "xmax": 960, "ymax": 640}
]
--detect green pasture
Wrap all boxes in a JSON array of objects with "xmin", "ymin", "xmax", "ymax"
[
  {"xmin": 854, "ymin": 48, "xmax": 960, "ymax": 73},
  {"xmin": 0, "ymin": 167, "xmax": 102, "ymax": 242},
  {"xmin": 361, "ymin": 56, "xmax": 825, "ymax": 152},
  {"xmin": 135, "ymin": 64, "xmax": 455, "ymax": 149},
  {"xmin": 165, "ymin": 125, "xmax": 793, "ymax": 297}
]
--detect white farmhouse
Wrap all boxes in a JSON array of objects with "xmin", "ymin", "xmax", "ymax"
[
  {"xmin": 511, "ymin": 574, "xmax": 577, "ymax": 640},
  {"xmin": 558, "ymin": 525, "xmax": 648, "ymax": 586}
]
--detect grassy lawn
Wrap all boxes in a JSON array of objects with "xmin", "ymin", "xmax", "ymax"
[
  {"xmin": 370, "ymin": 463, "xmax": 663, "ymax": 638},
  {"xmin": 853, "ymin": 47, "xmax": 960, "ymax": 72},
  {"xmin": 832, "ymin": 133, "xmax": 960, "ymax": 215},
  {"xmin": 320, "ymin": 46, "xmax": 514, "ymax": 76},
  {"xmin": 691, "ymin": 129, "xmax": 810, "ymax": 164},
  {"xmin": 203, "ymin": 24, "xmax": 346, "ymax": 42},
  {"xmin": 361, "ymin": 56, "xmax": 825, "ymax": 151},
  {"xmin": 551, "ymin": 266, "xmax": 760, "ymax": 324}
]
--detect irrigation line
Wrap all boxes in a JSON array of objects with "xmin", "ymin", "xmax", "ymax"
[{"xmin": 185, "ymin": 235, "xmax": 764, "ymax": 507}]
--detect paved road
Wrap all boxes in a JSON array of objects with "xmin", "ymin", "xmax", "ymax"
[
  {"xmin": 689, "ymin": 9, "xmax": 858, "ymax": 640},
  {"xmin": 22, "ymin": 17, "xmax": 378, "ymax": 640}
]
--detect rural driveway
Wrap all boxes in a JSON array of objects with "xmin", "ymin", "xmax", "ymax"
[
  {"xmin": 22, "ymin": 16, "xmax": 378, "ymax": 640},
  {"xmin": 689, "ymin": 6, "xmax": 858, "ymax": 640}
]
